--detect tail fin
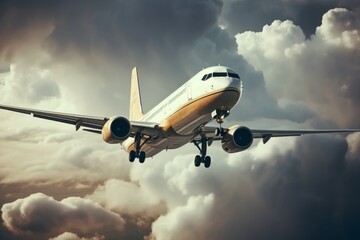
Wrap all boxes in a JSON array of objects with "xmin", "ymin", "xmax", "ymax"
[{"xmin": 129, "ymin": 67, "xmax": 144, "ymax": 120}]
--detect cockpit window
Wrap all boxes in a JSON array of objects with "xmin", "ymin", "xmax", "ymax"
[
  {"xmin": 228, "ymin": 72, "xmax": 240, "ymax": 79},
  {"xmin": 202, "ymin": 71, "xmax": 240, "ymax": 81},
  {"xmin": 213, "ymin": 72, "xmax": 228, "ymax": 77}
]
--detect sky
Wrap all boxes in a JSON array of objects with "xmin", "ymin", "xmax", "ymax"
[{"xmin": 0, "ymin": 0, "xmax": 360, "ymax": 239}]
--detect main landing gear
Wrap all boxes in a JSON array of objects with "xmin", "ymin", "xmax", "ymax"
[
  {"xmin": 129, "ymin": 133, "xmax": 147, "ymax": 163},
  {"xmin": 192, "ymin": 137, "xmax": 211, "ymax": 168}
]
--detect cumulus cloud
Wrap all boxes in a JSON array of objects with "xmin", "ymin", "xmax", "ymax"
[
  {"xmin": 126, "ymin": 135, "xmax": 360, "ymax": 240},
  {"xmin": 49, "ymin": 232, "xmax": 104, "ymax": 240},
  {"xmin": 236, "ymin": 8, "xmax": 360, "ymax": 127},
  {"xmin": 151, "ymin": 194, "xmax": 214, "ymax": 240},
  {"xmin": 1, "ymin": 193, "xmax": 124, "ymax": 238},
  {"xmin": 221, "ymin": 0, "xmax": 360, "ymax": 36},
  {"xmin": 1, "ymin": 1, "xmax": 360, "ymax": 240},
  {"xmin": 89, "ymin": 179, "xmax": 166, "ymax": 217}
]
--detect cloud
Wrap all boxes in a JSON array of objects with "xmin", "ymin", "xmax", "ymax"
[
  {"xmin": 151, "ymin": 194, "xmax": 214, "ymax": 240},
  {"xmin": 1, "ymin": 2, "xmax": 360, "ymax": 240},
  {"xmin": 0, "ymin": 133, "xmax": 131, "ymax": 185},
  {"xmin": 236, "ymin": 8, "xmax": 360, "ymax": 127},
  {"xmin": 89, "ymin": 179, "xmax": 166, "ymax": 217},
  {"xmin": 49, "ymin": 232, "xmax": 104, "ymax": 240},
  {"xmin": 126, "ymin": 135, "xmax": 360, "ymax": 240},
  {"xmin": 1, "ymin": 193, "xmax": 124, "ymax": 239},
  {"xmin": 221, "ymin": 0, "xmax": 360, "ymax": 36}
]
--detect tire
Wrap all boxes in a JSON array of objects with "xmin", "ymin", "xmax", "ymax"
[
  {"xmin": 129, "ymin": 151, "xmax": 136, "ymax": 162},
  {"xmin": 139, "ymin": 151, "xmax": 146, "ymax": 163},
  {"xmin": 194, "ymin": 155, "xmax": 201, "ymax": 167},
  {"xmin": 204, "ymin": 156, "xmax": 211, "ymax": 168}
]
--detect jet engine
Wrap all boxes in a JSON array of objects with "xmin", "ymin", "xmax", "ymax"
[
  {"xmin": 102, "ymin": 117, "xmax": 132, "ymax": 144},
  {"xmin": 222, "ymin": 126, "xmax": 253, "ymax": 153}
]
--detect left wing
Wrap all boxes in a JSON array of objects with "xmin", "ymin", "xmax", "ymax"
[
  {"xmin": 0, "ymin": 104, "xmax": 161, "ymax": 138},
  {"xmin": 196, "ymin": 126, "xmax": 360, "ymax": 144},
  {"xmin": 251, "ymin": 129, "xmax": 360, "ymax": 143}
]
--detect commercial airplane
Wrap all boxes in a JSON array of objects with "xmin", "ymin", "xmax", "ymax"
[{"xmin": 0, "ymin": 66, "xmax": 359, "ymax": 168}]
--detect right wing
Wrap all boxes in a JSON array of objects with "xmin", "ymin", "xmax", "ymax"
[
  {"xmin": 0, "ymin": 104, "xmax": 162, "ymax": 138},
  {"xmin": 0, "ymin": 104, "xmax": 108, "ymax": 131}
]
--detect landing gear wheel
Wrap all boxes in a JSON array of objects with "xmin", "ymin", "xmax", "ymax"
[
  {"xmin": 129, "ymin": 150, "xmax": 136, "ymax": 162},
  {"xmin": 204, "ymin": 156, "xmax": 211, "ymax": 168},
  {"xmin": 192, "ymin": 137, "xmax": 213, "ymax": 168},
  {"xmin": 194, "ymin": 155, "xmax": 201, "ymax": 167},
  {"xmin": 139, "ymin": 151, "xmax": 146, "ymax": 163}
]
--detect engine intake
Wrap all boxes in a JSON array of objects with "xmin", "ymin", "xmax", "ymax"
[
  {"xmin": 222, "ymin": 126, "xmax": 253, "ymax": 153},
  {"xmin": 102, "ymin": 117, "xmax": 131, "ymax": 144}
]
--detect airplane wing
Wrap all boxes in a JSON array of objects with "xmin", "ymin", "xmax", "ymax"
[
  {"xmin": 0, "ymin": 104, "xmax": 161, "ymax": 137},
  {"xmin": 196, "ymin": 126, "xmax": 360, "ymax": 144},
  {"xmin": 251, "ymin": 129, "xmax": 360, "ymax": 143}
]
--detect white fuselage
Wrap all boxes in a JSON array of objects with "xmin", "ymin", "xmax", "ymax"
[{"xmin": 122, "ymin": 66, "xmax": 242, "ymax": 157}]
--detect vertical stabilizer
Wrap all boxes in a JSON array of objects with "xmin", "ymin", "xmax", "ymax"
[{"xmin": 129, "ymin": 67, "xmax": 144, "ymax": 120}]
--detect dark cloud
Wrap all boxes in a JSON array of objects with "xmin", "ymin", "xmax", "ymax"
[
  {"xmin": 0, "ymin": 0, "xmax": 316, "ymax": 123},
  {"xmin": 222, "ymin": 0, "xmax": 360, "ymax": 37},
  {"xmin": 147, "ymin": 134, "xmax": 360, "ymax": 240},
  {"xmin": 0, "ymin": 0, "xmax": 222, "ymax": 69},
  {"xmin": 0, "ymin": 1, "xmax": 360, "ymax": 240}
]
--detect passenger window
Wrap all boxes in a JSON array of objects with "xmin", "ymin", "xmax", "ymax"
[
  {"xmin": 206, "ymin": 73, "xmax": 212, "ymax": 80},
  {"xmin": 201, "ymin": 74, "xmax": 208, "ymax": 80}
]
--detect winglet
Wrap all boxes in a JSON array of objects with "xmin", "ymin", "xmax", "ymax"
[{"xmin": 129, "ymin": 67, "xmax": 144, "ymax": 120}]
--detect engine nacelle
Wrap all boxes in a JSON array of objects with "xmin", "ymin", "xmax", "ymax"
[
  {"xmin": 102, "ymin": 116, "xmax": 131, "ymax": 144},
  {"xmin": 222, "ymin": 126, "xmax": 253, "ymax": 153}
]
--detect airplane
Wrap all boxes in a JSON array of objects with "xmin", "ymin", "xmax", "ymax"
[{"xmin": 0, "ymin": 66, "xmax": 359, "ymax": 168}]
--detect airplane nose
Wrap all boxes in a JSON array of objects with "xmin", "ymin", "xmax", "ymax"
[{"xmin": 228, "ymin": 78, "xmax": 241, "ymax": 90}]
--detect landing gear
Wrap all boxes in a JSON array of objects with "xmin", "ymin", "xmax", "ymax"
[
  {"xmin": 192, "ymin": 137, "xmax": 212, "ymax": 168},
  {"xmin": 213, "ymin": 109, "xmax": 230, "ymax": 125},
  {"xmin": 129, "ymin": 132, "xmax": 147, "ymax": 163},
  {"xmin": 194, "ymin": 155, "xmax": 201, "ymax": 167},
  {"xmin": 129, "ymin": 150, "xmax": 136, "ymax": 162},
  {"xmin": 192, "ymin": 109, "xmax": 230, "ymax": 168}
]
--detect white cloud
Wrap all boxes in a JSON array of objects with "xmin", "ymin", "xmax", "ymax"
[
  {"xmin": 151, "ymin": 194, "xmax": 214, "ymax": 240},
  {"xmin": 49, "ymin": 232, "xmax": 105, "ymax": 240},
  {"xmin": 88, "ymin": 179, "xmax": 166, "ymax": 217},
  {"xmin": 346, "ymin": 132, "xmax": 360, "ymax": 161},
  {"xmin": 236, "ymin": 8, "xmax": 360, "ymax": 127},
  {"xmin": 1, "ymin": 193, "xmax": 124, "ymax": 237}
]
